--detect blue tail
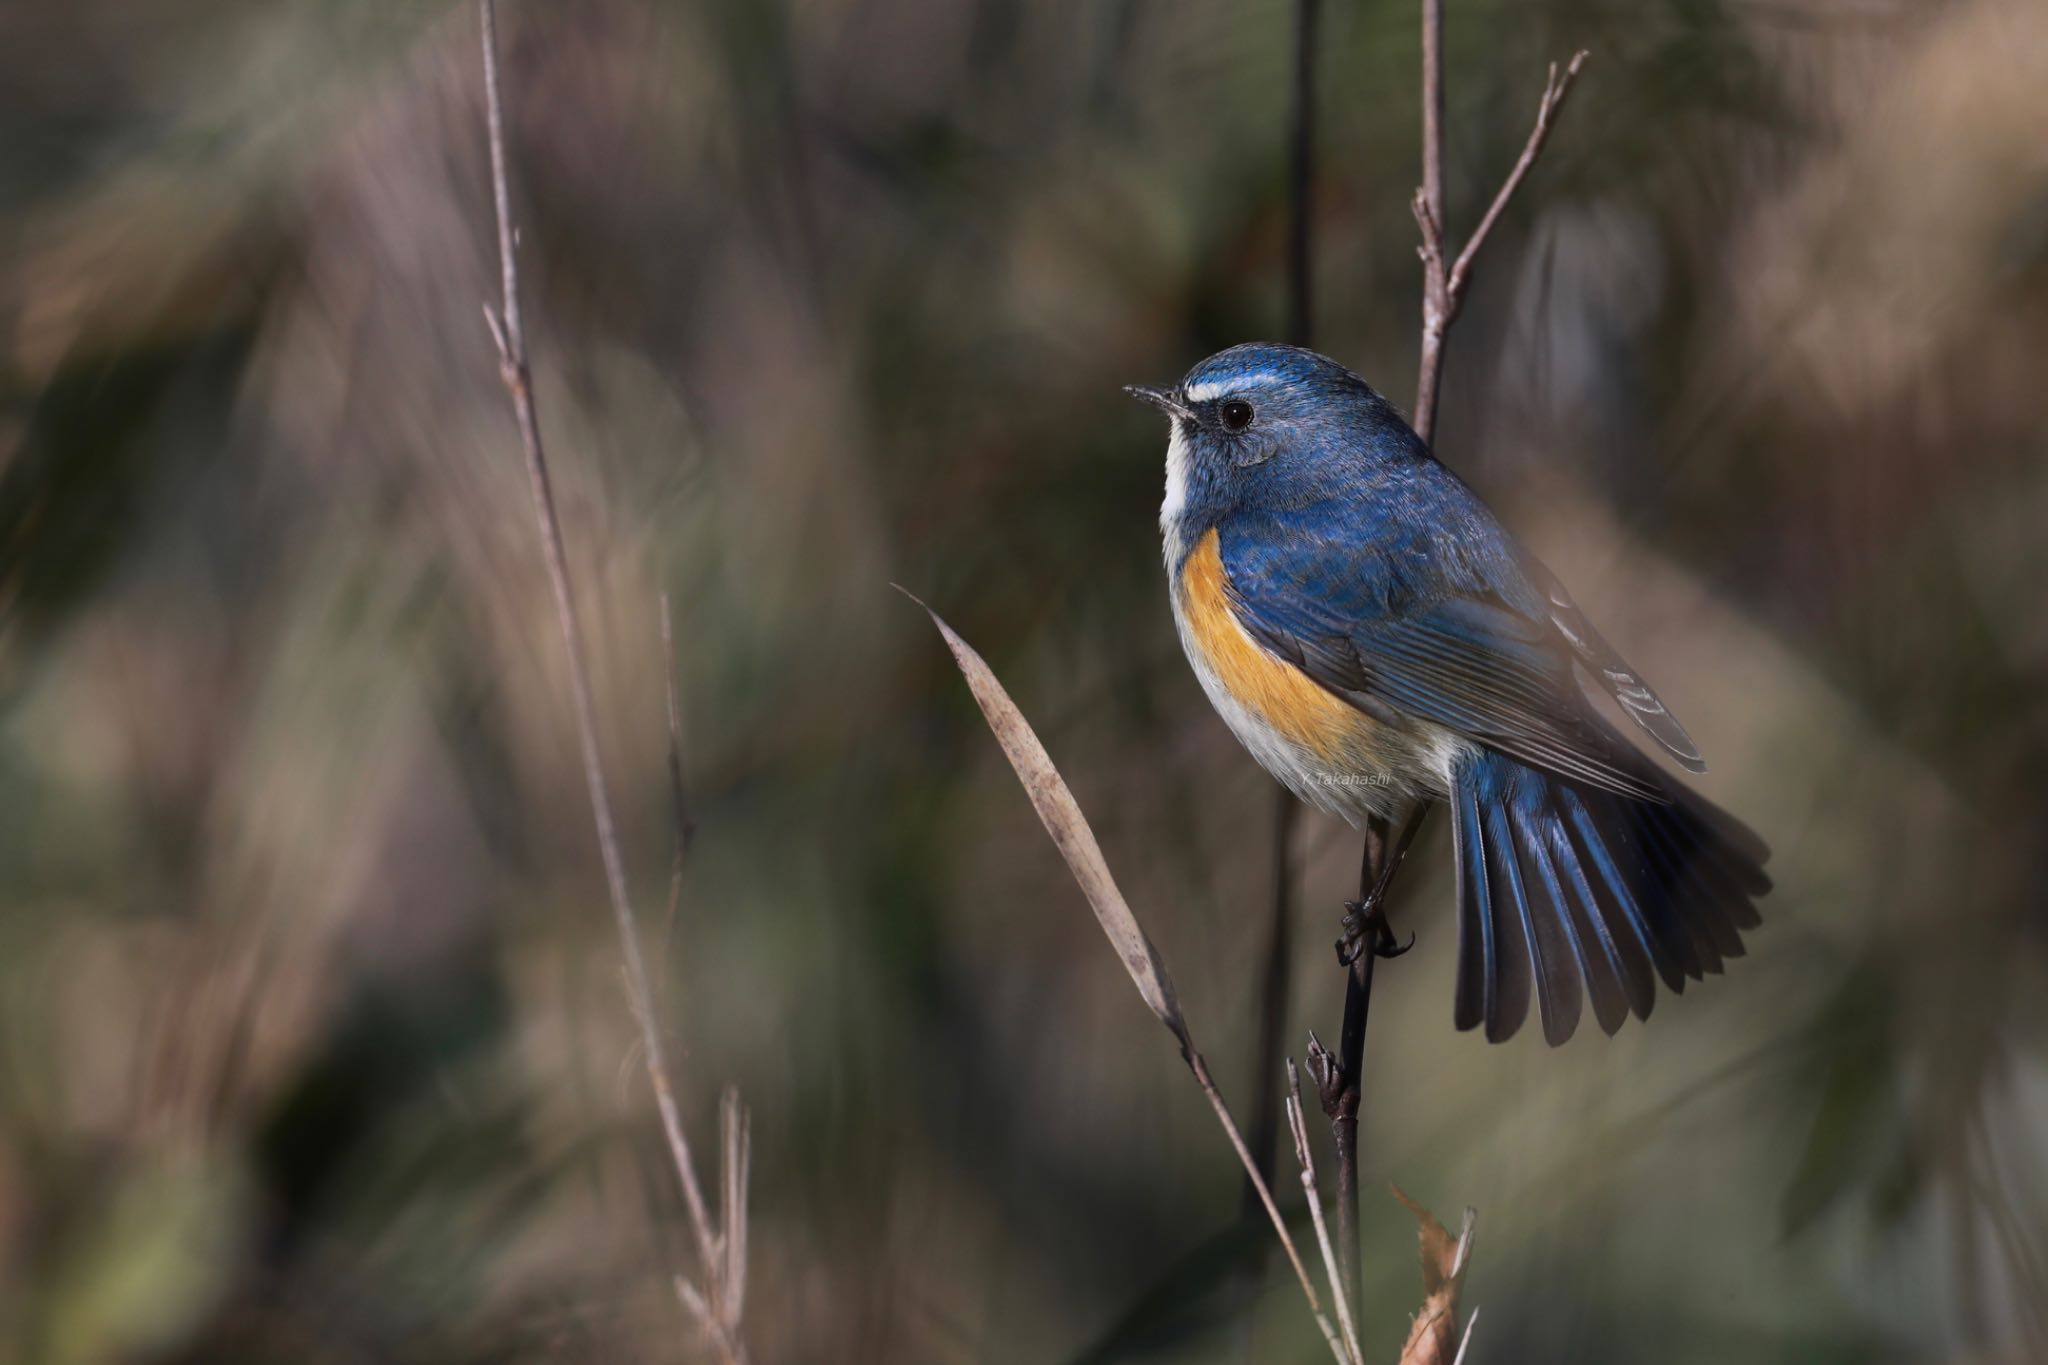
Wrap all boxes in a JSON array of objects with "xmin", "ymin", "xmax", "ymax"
[{"xmin": 1448, "ymin": 748, "xmax": 1770, "ymax": 1045}]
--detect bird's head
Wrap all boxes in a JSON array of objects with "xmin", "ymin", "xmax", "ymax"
[{"xmin": 1127, "ymin": 344, "xmax": 1417, "ymax": 534}]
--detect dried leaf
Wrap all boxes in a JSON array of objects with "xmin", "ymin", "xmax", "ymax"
[
  {"xmin": 906, "ymin": 593, "xmax": 1190, "ymax": 1050},
  {"xmin": 1393, "ymin": 1186, "xmax": 1477, "ymax": 1365},
  {"xmin": 911, "ymin": 592, "xmax": 1350, "ymax": 1365}
]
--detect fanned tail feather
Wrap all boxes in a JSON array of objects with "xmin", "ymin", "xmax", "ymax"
[{"xmin": 1450, "ymin": 747, "xmax": 1770, "ymax": 1045}]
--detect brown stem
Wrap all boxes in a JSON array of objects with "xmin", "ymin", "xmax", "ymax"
[
  {"xmin": 1383, "ymin": 15, "xmax": 1587, "ymax": 1355},
  {"xmin": 1325, "ymin": 816, "xmax": 1390, "ymax": 1316},
  {"xmin": 476, "ymin": 5, "xmax": 746, "ymax": 1360},
  {"xmin": 659, "ymin": 591, "xmax": 696, "ymax": 978},
  {"xmin": 1412, "ymin": 22, "xmax": 1588, "ymax": 443},
  {"xmin": 1189, "ymin": 1048, "xmax": 1355, "ymax": 1365},
  {"xmin": 1319, "ymin": 798, "xmax": 1430, "ymax": 1340},
  {"xmin": 1287, "ymin": 1061, "xmax": 1366, "ymax": 1365},
  {"xmin": 1413, "ymin": 0, "xmax": 1449, "ymax": 441},
  {"xmin": 1447, "ymin": 53, "xmax": 1587, "ymax": 307}
]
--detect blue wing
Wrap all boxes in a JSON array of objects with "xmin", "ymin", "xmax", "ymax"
[{"xmin": 1218, "ymin": 464, "xmax": 1680, "ymax": 801}]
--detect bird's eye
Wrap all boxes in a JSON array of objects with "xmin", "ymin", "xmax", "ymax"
[{"xmin": 1219, "ymin": 399, "xmax": 1255, "ymax": 432}]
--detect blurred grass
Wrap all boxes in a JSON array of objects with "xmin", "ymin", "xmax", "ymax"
[{"xmin": 2, "ymin": 0, "xmax": 2046, "ymax": 1361}]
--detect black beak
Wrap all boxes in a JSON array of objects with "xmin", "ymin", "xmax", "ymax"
[{"xmin": 1124, "ymin": 384, "xmax": 1193, "ymax": 421}]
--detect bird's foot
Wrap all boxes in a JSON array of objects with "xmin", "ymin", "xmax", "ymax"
[{"xmin": 1336, "ymin": 899, "xmax": 1414, "ymax": 966}]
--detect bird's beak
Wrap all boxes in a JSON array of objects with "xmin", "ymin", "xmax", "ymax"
[{"xmin": 1124, "ymin": 384, "xmax": 1193, "ymax": 421}]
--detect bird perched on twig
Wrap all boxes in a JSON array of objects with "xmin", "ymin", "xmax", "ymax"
[{"xmin": 1128, "ymin": 343, "xmax": 1769, "ymax": 1046}]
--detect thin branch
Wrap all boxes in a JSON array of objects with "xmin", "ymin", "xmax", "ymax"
[
  {"xmin": 719, "ymin": 1086, "xmax": 751, "ymax": 1331},
  {"xmin": 476, "ymin": 4, "xmax": 746, "ymax": 1360},
  {"xmin": 1315, "ymin": 815, "xmax": 1389, "ymax": 1324},
  {"xmin": 660, "ymin": 591, "xmax": 695, "ymax": 965},
  {"xmin": 1412, "ymin": 0, "xmax": 1448, "ymax": 440},
  {"xmin": 1362, "ymin": 24, "xmax": 1588, "ymax": 1351},
  {"xmin": 1419, "ymin": 0, "xmax": 1446, "ymax": 291},
  {"xmin": 1450, "ymin": 1304, "xmax": 1482, "ymax": 1365},
  {"xmin": 1287, "ymin": 1061, "xmax": 1364, "ymax": 1365},
  {"xmin": 1446, "ymin": 52, "xmax": 1588, "ymax": 304},
  {"xmin": 1188, "ymin": 1050, "xmax": 1353, "ymax": 1365},
  {"xmin": 1412, "ymin": 18, "xmax": 1589, "ymax": 442}
]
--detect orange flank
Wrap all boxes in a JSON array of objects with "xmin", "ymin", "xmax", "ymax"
[{"xmin": 1178, "ymin": 528, "xmax": 1372, "ymax": 761}]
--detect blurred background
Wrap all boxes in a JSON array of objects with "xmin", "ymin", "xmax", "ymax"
[{"xmin": 3, "ymin": 0, "xmax": 2046, "ymax": 1361}]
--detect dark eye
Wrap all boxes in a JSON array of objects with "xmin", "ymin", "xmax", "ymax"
[{"xmin": 1219, "ymin": 398, "xmax": 1255, "ymax": 432}]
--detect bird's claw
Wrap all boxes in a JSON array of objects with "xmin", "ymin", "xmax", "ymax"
[{"xmin": 1335, "ymin": 898, "xmax": 1409, "ymax": 965}]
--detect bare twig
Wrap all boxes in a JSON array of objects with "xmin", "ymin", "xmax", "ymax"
[
  {"xmin": 1319, "ymin": 11, "xmax": 1584, "ymax": 1353},
  {"xmin": 1411, "ymin": 0, "xmax": 1448, "ymax": 440},
  {"xmin": 475, "ymin": 5, "xmax": 747, "ymax": 1360},
  {"xmin": 908, "ymin": 593, "xmax": 1352, "ymax": 1365},
  {"xmin": 1412, "ymin": 26, "xmax": 1589, "ymax": 442},
  {"xmin": 719, "ymin": 1086, "xmax": 751, "ymax": 1332},
  {"xmin": 1314, "ymin": 811, "xmax": 1396, "ymax": 1330},
  {"xmin": 1450, "ymin": 1304, "xmax": 1482, "ymax": 1365},
  {"xmin": 1446, "ymin": 54, "xmax": 1587, "ymax": 310},
  {"xmin": 1286, "ymin": 1061, "xmax": 1364, "ymax": 1365},
  {"xmin": 660, "ymin": 591, "xmax": 695, "ymax": 965}
]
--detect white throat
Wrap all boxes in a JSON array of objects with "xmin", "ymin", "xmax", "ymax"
[{"xmin": 1158, "ymin": 419, "xmax": 1194, "ymax": 570}]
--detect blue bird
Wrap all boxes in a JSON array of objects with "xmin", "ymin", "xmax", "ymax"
[{"xmin": 1127, "ymin": 343, "xmax": 1769, "ymax": 1045}]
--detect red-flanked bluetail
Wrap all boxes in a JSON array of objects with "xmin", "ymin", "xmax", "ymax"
[{"xmin": 1129, "ymin": 344, "xmax": 1769, "ymax": 1046}]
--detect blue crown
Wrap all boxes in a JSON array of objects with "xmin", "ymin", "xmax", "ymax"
[{"xmin": 1180, "ymin": 343, "xmax": 1367, "ymax": 405}]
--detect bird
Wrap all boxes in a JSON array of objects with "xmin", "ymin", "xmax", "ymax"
[{"xmin": 1126, "ymin": 342, "xmax": 1769, "ymax": 1046}]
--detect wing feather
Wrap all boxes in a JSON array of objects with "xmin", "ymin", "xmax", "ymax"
[
  {"xmin": 1221, "ymin": 511, "xmax": 1670, "ymax": 803},
  {"xmin": 1531, "ymin": 559, "xmax": 1706, "ymax": 772}
]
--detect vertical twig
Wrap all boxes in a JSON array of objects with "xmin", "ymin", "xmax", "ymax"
[
  {"xmin": 660, "ymin": 591, "xmax": 695, "ymax": 970},
  {"xmin": 1412, "ymin": 35, "xmax": 1588, "ymax": 443},
  {"xmin": 1316, "ymin": 10, "xmax": 1589, "ymax": 1359},
  {"xmin": 476, "ymin": 5, "xmax": 747, "ymax": 1360},
  {"xmin": 719, "ymin": 1086, "xmax": 751, "ymax": 1334},
  {"xmin": 1413, "ymin": 0, "xmax": 1448, "ymax": 440},
  {"xmin": 1286, "ymin": 1061, "xmax": 1365, "ymax": 1365},
  {"xmin": 1189, "ymin": 1049, "xmax": 1354, "ymax": 1365},
  {"xmin": 1314, "ymin": 816, "xmax": 1389, "ymax": 1323},
  {"xmin": 1450, "ymin": 1303, "xmax": 1482, "ymax": 1365},
  {"xmin": 1321, "ymin": 16, "xmax": 1587, "ymax": 1335}
]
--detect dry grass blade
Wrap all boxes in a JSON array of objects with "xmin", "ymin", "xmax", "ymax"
[
  {"xmin": 720, "ymin": 1086, "xmax": 750, "ymax": 1330},
  {"xmin": 903, "ymin": 593, "xmax": 1186, "ymax": 1046},
  {"xmin": 905, "ymin": 590, "xmax": 1351, "ymax": 1364}
]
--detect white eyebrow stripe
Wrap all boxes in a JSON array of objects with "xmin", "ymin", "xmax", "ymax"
[{"xmin": 1184, "ymin": 370, "xmax": 1288, "ymax": 403}]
